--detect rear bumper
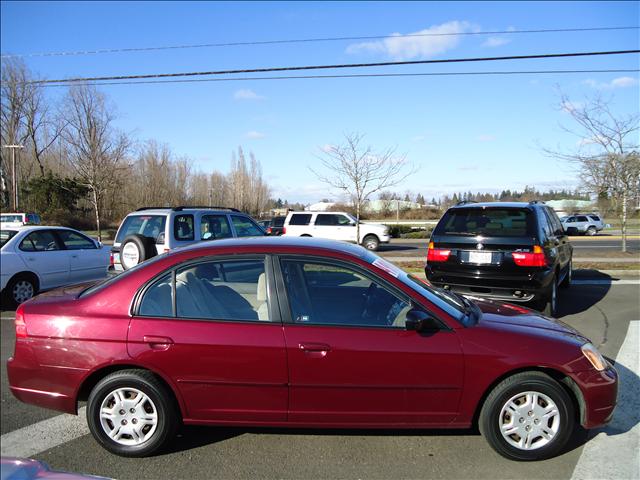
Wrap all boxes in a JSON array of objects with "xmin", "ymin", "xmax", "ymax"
[{"xmin": 425, "ymin": 265, "xmax": 555, "ymax": 303}]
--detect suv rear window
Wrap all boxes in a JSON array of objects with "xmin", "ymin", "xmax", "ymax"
[
  {"xmin": 435, "ymin": 208, "xmax": 535, "ymax": 237},
  {"xmin": 272, "ymin": 216, "xmax": 286, "ymax": 227},
  {"xmin": 289, "ymin": 214, "xmax": 312, "ymax": 225},
  {"xmin": 588, "ymin": 215, "xmax": 601, "ymax": 221},
  {"xmin": 116, "ymin": 215, "xmax": 167, "ymax": 244}
]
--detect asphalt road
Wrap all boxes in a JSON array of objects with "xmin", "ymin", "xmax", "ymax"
[
  {"xmin": 1, "ymin": 278, "xmax": 638, "ymax": 479},
  {"xmin": 379, "ymin": 237, "xmax": 640, "ymax": 258}
]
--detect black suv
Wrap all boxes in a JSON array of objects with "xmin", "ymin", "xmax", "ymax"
[{"xmin": 425, "ymin": 201, "xmax": 572, "ymax": 316}]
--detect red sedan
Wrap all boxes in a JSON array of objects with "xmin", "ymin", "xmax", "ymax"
[{"xmin": 7, "ymin": 237, "xmax": 617, "ymax": 460}]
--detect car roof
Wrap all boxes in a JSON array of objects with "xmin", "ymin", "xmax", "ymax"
[
  {"xmin": 448, "ymin": 201, "xmax": 538, "ymax": 210},
  {"xmin": 177, "ymin": 235, "xmax": 372, "ymax": 260},
  {"xmin": 1, "ymin": 225, "xmax": 77, "ymax": 232},
  {"xmin": 126, "ymin": 208, "xmax": 247, "ymax": 215}
]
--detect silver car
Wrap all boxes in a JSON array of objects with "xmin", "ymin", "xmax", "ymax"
[{"xmin": 560, "ymin": 214, "xmax": 604, "ymax": 236}]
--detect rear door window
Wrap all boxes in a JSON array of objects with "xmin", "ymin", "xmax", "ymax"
[
  {"xmin": 289, "ymin": 214, "xmax": 312, "ymax": 225},
  {"xmin": 116, "ymin": 215, "xmax": 166, "ymax": 244},
  {"xmin": 577, "ymin": 215, "xmax": 589, "ymax": 222},
  {"xmin": 315, "ymin": 214, "xmax": 339, "ymax": 226},
  {"xmin": 174, "ymin": 214, "xmax": 195, "ymax": 241},
  {"xmin": 201, "ymin": 214, "xmax": 232, "ymax": 240},
  {"xmin": 435, "ymin": 208, "xmax": 534, "ymax": 237}
]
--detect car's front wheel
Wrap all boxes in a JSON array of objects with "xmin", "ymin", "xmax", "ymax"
[
  {"xmin": 87, "ymin": 369, "xmax": 179, "ymax": 457},
  {"xmin": 479, "ymin": 371, "xmax": 574, "ymax": 461},
  {"xmin": 362, "ymin": 234, "xmax": 380, "ymax": 251}
]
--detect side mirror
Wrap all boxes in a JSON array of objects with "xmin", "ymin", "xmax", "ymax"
[
  {"xmin": 95, "ymin": 240, "xmax": 102, "ymax": 248},
  {"xmin": 405, "ymin": 309, "xmax": 441, "ymax": 332}
]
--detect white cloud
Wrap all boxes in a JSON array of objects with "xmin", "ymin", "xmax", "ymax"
[
  {"xmin": 233, "ymin": 89, "xmax": 265, "ymax": 100},
  {"xmin": 581, "ymin": 76, "xmax": 639, "ymax": 90},
  {"xmin": 476, "ymin": 134, "xmax": 496, "ymax": 142},
  {"xmin": 245, "ymin": 131, "xmax": 266, "ymax": 139},
  {"xmin": 345, "ymin": 21, "xmax": 475, "ymax": 60},
  {"xmin": 481, "ymin": 36, "xmax": 511, "ymax": 48}
]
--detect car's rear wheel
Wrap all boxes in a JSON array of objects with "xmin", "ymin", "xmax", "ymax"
[
  {"xmin": 540, "ymin": 276, "xmax": 558, "ymax": 317},
  {"xmin": 3, "ymin": 273, "xmax": 38, "ymax": 308},
  {"xmin": 362, "ymin": 234, "xmax": 380, "ymax": 251},
  {"xmin": 586, "ymin": 226, "xmax": 597, "ymax": 236},
  {"xmin": 560, "ymin": 260, "xmax": 572, "ymax": 289},
  {"xmin": 479, "ymin": 371, "xmax": 574, "ymax": 461},
  {"xmin": 87, "ymin": 369, "xmax": 179, "ymax": 457}
]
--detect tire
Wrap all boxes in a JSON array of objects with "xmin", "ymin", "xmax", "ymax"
[
  {"xmin": 3, "ymin": 273, "xmax": 39, "ymax": 309},
  {"xmin": 362, "ymin": 234, "xmax": 380, "ymax": 251},
  {"xmin": 120, "ymin": 234, "xmax": 157, "ymax": 270},
  {"xmin": 560, "ymin": 260, "xmax": 572, "ymax": 289},
  {"xmin": 87, "ymin": 369, "xmax": 180, "ymax": 457},
  {"xmin": 300, "ymin": 234, "xmax": 312, "ymax": 237},
  {"xmin": 586, "ymin": 226, "xmax": 597, "ymax": 236},
  {"xmin": 540, "ymin": 276, "xmax": 558, "ymax": 317},
  {"xmin": 479, "ymin": 371, "xmax": 575, "ymax": 461}
]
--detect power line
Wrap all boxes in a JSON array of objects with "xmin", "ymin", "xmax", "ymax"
[
  {"xmin": 36, "ymin": 69, "xmax": 640, "ymax": 88},
  {"xmin": 28, "ymin": 50, "xmax": 640, "ymax": 85},
  {"xmin": 2, "ymin": 26, "xmax": 638, "ymax": 59}
]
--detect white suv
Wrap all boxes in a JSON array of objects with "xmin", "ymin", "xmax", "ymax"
[
  {"xmin": 112, "ymin": 207, "xmax": 265, "ymax": 270},
  {"xmin": 282, "ymin": 211, "xmax": 390, "ymax": 250}
]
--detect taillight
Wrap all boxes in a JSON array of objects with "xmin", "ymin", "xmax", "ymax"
[
  {"xmin": 109, "ymin": 252, "xmax": 115, "ymax": 267},
  {"xmin": 427, "ymin": 241, "xmax": 451, "ymax": 262},
  {"xmin": 512, "ymin": 245, "xmax": 547, "ymax": 267},
  {"xmin": 282, "ymin": 227, "xmax": 286, "ymax": 235},
  {"xmin": 266, "ymin": 227, "xmax": 272, "ymax": 235},
  {"xmin": 15, "ymin": 305, "xmax": 27, "ymax": 338}
]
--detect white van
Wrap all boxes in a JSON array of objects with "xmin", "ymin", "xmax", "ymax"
[{"xmin": 282, "ymin": 211, "xmax": 390, "ymax": 250}]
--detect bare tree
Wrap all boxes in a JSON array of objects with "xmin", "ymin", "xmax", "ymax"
[
  {"xmin": 62, "ymin": 85, "xmax": 130, "ymax": 241},
  {"xmin": 312, "ymin": 133, "xmax": 415, "ymax": 243},
  {"xmin": 545, "ymin": 92, "xmax": 639, "ymax": 251}
]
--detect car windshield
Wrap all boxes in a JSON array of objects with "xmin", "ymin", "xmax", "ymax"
[
  {"xmin": 0, "ymin": 230, "xmax": 18, "ymax": 248},
  {"xmin": 435, "ymin": 207, "xmax": 535, "ymax": 237}
]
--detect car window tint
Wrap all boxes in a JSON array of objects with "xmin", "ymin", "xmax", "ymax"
[
  {"xmin": 115, "ymin": 215, "xmax": 166, "ymax": 243},
  {"xmin": 435, "ymin": 208, "xmax": 534, "ymax": 237},
  {"xmin": 272, "ymin": 216, "xmax": 286, "ymax": 227},
  {"xmin": 547, "ymin": 209, "xmax": 564, "ymax": 234},
  {"xmin": 231, "ymin": 215, "xmax": 264, "ymax": 237},
  {"xmin": 589, "ymin": 215, "xmax": 601, "ymax": 221},
  {"xmin": 58, "ymin": 230, "xmax": 96, "ymax": 250},
  {"xmin": 1, "ymin": 214, "xmax": 22, "ymax": 223},
  {"xmin": 337, "ymin": 215, "xmax": 353, "ymax": 225},
  {"xmin": 540, "ymin": 209, "xmax": 554, "ymax": 238},
  {"xmin": 175, "ymin": 259, "xmax": 269, "ymax": 321},
  {"xmin": 314, "ymin": 214, "xmax": 337, "ymax": 226},
  {"xmin": 138, "ymin": 273, "xmax": 173, "ymax": 317},
  {"xmin": 0, "ymin": 230, "xmax": 18, "ymax": 248},
  {"xmin": 19, "ymin": 230, "xmax": 60, "ymax": 252},
  {"xmin": 289, "ymin": 214, "xmax": 312, "ymax": 225},
  {"xmin": 174, "ymin": 214, "xmax": 194, "ymax": 241},
  {"xmin": 201, "ymin": 214, "xmax": 232, "ymax": 240},
  {"xmin": 280, "ymin": 259, "xmax": 409, "ymax": 328}
]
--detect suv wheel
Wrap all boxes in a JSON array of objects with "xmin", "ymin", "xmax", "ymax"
[
  {"xmin": 560, "ymin": 260, "xmax": 572, "ymax": 289},
  {"xmin": 479, "ymin": 371, "xmax": 574, "ymax": 461},
  {"xmin": 541, "ymin": 277, "xmax": 558, "ymax": 317},
  {"xmin": 362, "ymin": 235, "xmax": 380, "ymax": 251},
  {"xmin": 120, "ymin": 235, "xmax": 157, "ymax": 270},
  {"xmin": 586, "ymin": 226, "xmax": 597, "ymax": 236}
]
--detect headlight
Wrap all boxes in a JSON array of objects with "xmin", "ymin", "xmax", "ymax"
[{"xmin": 581, "ymin": 343, "xmax": 608, "ymax": 371}]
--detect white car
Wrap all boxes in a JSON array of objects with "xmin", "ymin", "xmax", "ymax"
[
  {"xmin": 282, "ymin": 211, "xmax": 390, "ymax": 250},
  {"xmin": 1, "ymin": 226, "xmax": 110, "ymax": 307},
  {"xmin": 0, "ymin": 212, "xmax": 41, "ymax": 229}
]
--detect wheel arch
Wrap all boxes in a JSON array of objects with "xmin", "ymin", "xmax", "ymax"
[
  {"xmin": 471, "ymin": 366, "xmax": 584, "ymax": 429},
  {"xmin": 7, "ymin": 270, "xmax": 41, "ymax": 292},
  {"xmin": 75, "ymin": 363, "xmax": 187, "ymax": 419}
]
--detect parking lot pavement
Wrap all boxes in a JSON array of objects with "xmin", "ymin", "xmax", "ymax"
[{"xmin": 1, "ymin": 283, "xmax": 638, "ymax": 479}]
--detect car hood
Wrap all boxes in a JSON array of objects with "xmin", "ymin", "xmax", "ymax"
[{"xmin": 470, "ymin": 297, "xmax": 583, "ymax": 337}]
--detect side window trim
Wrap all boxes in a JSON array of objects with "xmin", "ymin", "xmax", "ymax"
[
  {"xmin": 132, "ymin": 254, "xmax": 282, "ymax": 324},
  {"xmin": 273, "ymin": 254, "xmax": 413, "ymax": 327}
]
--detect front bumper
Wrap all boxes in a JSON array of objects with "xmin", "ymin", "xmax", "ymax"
[{"xmin": 574, "ymin": 366, "xmax": 618, "ymax": 428}]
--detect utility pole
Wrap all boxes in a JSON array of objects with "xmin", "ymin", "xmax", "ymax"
[{"xmin": 2, "ymin": 145, "xmax": 24, "ymax": 211}]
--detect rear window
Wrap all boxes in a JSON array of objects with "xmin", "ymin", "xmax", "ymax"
[
  {"xmin": 272, "ymin": 216, "xmax": 286, "ymax": 227},
  {"xmin": 289, "ymin": 214, "xmax": 312, "ymax": 226},
  {"xmin": 0, "ymin": 230, "xmax": 18, "ymax": 248},
  {"xmin": 435, "ymin": 208, "xmax": 535, "ymax": 237},
  {"xmin": 588, "ymin": 215, "xmax": 601, "ymax": 221},
  {"xmin": 116, "ymin": 215, "xmax": 167, "ymax": 244}
]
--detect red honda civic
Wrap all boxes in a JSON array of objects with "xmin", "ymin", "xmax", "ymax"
[{"xmin": 7, "ymin": 237, "xmax": 617, "ymax": 460}]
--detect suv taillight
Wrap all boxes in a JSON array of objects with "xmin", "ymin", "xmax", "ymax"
[
  {"xmin": 427, "ymin": 242, "xmax": 451, "ymax": 262},
  {"xmin": 512, "ymin": 245, "xmax": 547, "ymax": 267},
  {"xmin": 15, "ymin": 305, "xmax": 27, "ymax": 338},
  {"xmin": 266, "ymin": 227, "xmax": 272, "ymax": 234},
  {"xmin": 109, "ymin": 251, "xmax": 114, "ymax": 267},
  {"xmin": 282, "ymin": 226, "xmax": 286, "ymax": 235}
]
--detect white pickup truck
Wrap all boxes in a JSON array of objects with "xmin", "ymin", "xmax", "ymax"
[{"xmin": 282, "ymin": 211, "xmax": 390, "ymax": 250}]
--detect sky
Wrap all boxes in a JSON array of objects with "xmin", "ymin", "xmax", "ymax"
[{"xmin": 1, "ymin": 1, "xmax": 639, "ymax": 204}]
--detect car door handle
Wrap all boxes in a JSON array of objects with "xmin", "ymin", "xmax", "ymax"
[
  {"xmin": 26, "ymin": 257, "xmax": 35, "ymax": 262},
  {"xmin": 299, "ymin": 343, "xmax": 331, "ymax": 357},
  {"xmin": 70, "ymin": 254, "xmax": 79, "ymax": 258},
  {"xmin": 143, "ymin": 335, "xmax": 174, "ymax": 350}
]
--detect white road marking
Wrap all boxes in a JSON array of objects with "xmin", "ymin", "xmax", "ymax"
[
  {"xmin": 571, "ymin": 321, "xmax": 640, "ymax": 480},
  {"xmin": 0, "ymin": 407, "xmax": 89, "ymax": 458},
  {"xmin": 572, "ymin": 279, "xmax": 640, "ymax": 285}
]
